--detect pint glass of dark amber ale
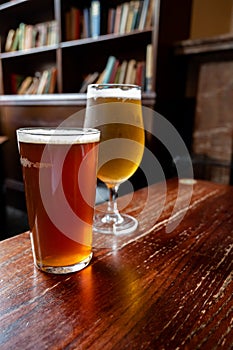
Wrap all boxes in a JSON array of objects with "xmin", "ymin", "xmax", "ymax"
[{"xmin": 17, "ymin": 127, "xmax": 100, "ymax": 274}]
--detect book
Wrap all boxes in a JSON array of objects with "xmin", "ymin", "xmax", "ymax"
[
  {"xmin": 47, "ymin": 20, "xmax": 58, "ymax": 45},
  {"xmin": 91, "ymin": 1, "xmax": 101, "ymax": 38},
  {"xmin": 135, "ymin": 61, "xmax": 145, "ymax": 87},
  {"xmin": 125, "ymin": 2, "xmax": 135, "ymax": 33},
  {"xmin": 24, "ymin": 25, "xmax": 33, "ymax": 50},
  {"xmin": 138, "ymin": 0, "xmax": 150, "ymax": 30},
  {"xmin": 118, "ymin": 60, "xmax": 128, "ymax": 84},
  {"xmin": 18, "ymin": 22, "xmax": 26, "ymax": 51},
  {"xmin": 119, "ymin": 3, "xmax": 129, "ymax": 34},
  {"xmin": 107, "ymin": 8, "xmax": 116, "ymax": 34},
  {"xmin": 70, "ymin": 7, "xmax": 81, "ymax": 40},
  {"xmin": 113, "ymin": 65, "xmax": 121, "ymax": 83},
  {"xmin": 25, "ymin": 76, "xmax": 40, "ymax": 94},
  {"xmin": 79, "ymin": 71, "xmax": 99, "ymax": 93},
  {"xmin": 145, "ymin": 44, "xmax": 153, "ymax": 91},
  {"xmin": 102, "ymin": 56, "xmax": 117, "ymax": 83},
  {"xmin": 141, "ymin": 62, "xmax": 146, "ymax": 90},
  {"xmin": 145, "ymin": 0, "xmax": 155, "ymax": 29},
  {"xmin": 134, "ymin": 1, "xmax": 143, "ymax": 30},
  {"xmin": 35, "ymin": 22, "xmax": 47, "ymax": 47},
  {"xmin": 17, "ymin": 76, "xmax": 33, "ymax": 95},
  {"xmin": 109, "ymin": 59, "xmax": 120, "ymax": 83},
  {"xmin": 65, "ymin": 10, "xmax": 72, "ymax": 41},
  {"xmin": 48, "ymin": 67, "xmax": 57, "ymax": 93},
  {"xmin": 5, "ymin": 29, "xmax": 15, "ymax": 52},
  {"xmin": 83, "ymin": 8, "xmax": 91, "ymax": 38},
  {"xmin": 37, "ymin": 70, "xmax": 49, "ymax": 94},
  {"xmin": 114, "ymin": 4, "xmax": 122, "ymax": 33},
  {"xmin": 43, "ymin": 70, "xmax": 52, "ymax": 93},
  {"xmin": 96, "ymin": 69, "xmax": 106, "ymax": 84},
  {"xmin": 11, "ymin": 28, "xmax": 20, "ymax": 51},
  {"xmin": 124, "ymin": 59, "xmax": 136, "ymax": 84}
]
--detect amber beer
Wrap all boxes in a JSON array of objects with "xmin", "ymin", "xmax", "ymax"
[
  {"xmin": 85, "ymin": 89, "xmax": 145, "ymax": 186},
  {"xmin": 17, "ymin": 128, "xmax": 100, "ymax": 274}
]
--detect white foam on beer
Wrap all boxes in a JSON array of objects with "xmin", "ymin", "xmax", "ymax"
[
  {"xmin": 87, "ymin": 85, "xmax": 141, "ymax": 100},
  {"xmin": 17, "ymin": 128, "xmax": 100, "ymax": 144}
]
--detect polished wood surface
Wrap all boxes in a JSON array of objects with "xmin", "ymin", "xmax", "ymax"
[{"xmin": 0, "ymin": 179, "xmax": 233, "ymax": 349}]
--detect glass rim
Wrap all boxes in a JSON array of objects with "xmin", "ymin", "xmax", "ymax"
[
  {"xmin": 16, "ymin": 127, "xmax": 100, "ymax": 144},
  {"xmin": 88, "ymin": 83, "xmax": 141, "ymax": 90},
  {"xmin": 87, "ymin": 84, "xmax": 142, "ymax": 99}
]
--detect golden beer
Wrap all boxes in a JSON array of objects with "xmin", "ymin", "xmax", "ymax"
[
  {"xmin": 17, "ymin": 128, "xmax": 100, "ymax": 273},
  {"xmin": 86, "ymin": 96, "xmax": 145, "ymax": 186},
  {"xmin": 85, "ymin": 84, "xmax": 144, "ymax": 235}
]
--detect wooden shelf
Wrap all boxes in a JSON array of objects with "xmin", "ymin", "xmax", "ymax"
[
  {"xmin": 174, "ymin": 33, "xmax": 233, "ymax": 55},
  {"xmin": 0, "ymin": 0, "xmax": 28, "ymax": 11},
  {"xmin": 61, "ymin": 28, "xmax": 153, "ymax": 48},
  {"xmin": 0, "ymin": 44, "xmax": 59, "ymax": 59},
  {"xmin": 0, "ymin": 91, "xmax": 155, "ymax": 106}
]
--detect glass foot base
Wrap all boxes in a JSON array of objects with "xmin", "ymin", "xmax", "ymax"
[
  {"xmin": 93, "ymin": 213, "xmax": 138, "ymax": 235},
  {"xmin": 35, "ymin": 252, "xmax": 93, "ymax": 274}
]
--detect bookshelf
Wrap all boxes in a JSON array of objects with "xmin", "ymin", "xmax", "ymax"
[
  {"xmin": 0, "ymin": 0, "xmax": 159, "ymax": 96},
  {"xmin": 0, "ymin": 0, "xmax": 160, "ymax": 210}
]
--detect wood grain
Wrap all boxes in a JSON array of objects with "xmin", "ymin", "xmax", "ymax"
[{"xmin": 0, "ymin": 179, "xmax": 232, "ymax": 349}]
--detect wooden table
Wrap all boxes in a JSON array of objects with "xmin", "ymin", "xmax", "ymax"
[{"xmin": 0, "ymin": 179, "xmax": 233, "ymax": 349}]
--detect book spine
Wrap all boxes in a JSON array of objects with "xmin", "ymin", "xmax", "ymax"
[
  {"xmin": 18, "ymin": 23, "xmax": 26, "ymax": 51},
  {"xmin": 119, "ymin": 3, "xmax": 129, "ymax": 34},
  {"xmin": 5, "ymin": 29, "xmax": 15, "ymax": 52},
  {"xmin": 36, "ymin": 70, "xmax": 49, "ymax": 94},
  {"xmin": 10, "ymin": 28, "xmax": 20, "ymax": 51},
  {"xmin": 102, "ymin": 56, "xmax": 117, "ymax": 83},
  {"xmin": 109, "ymin": 60, "xmax": 120, "ymax": 83},
  {"xmin": 118, "ymin": 60, "xmax": 128, "ymax": 84},
  {"xmin": 91, "ymin": 1, "xmax": 101, "ymax": 38},
  {"xmin": 138, "ymin": 0, "xmax": 150, "ymax": 30},
  {"xmin": 114, "ymin": 5, "xmax": 122, "ymax": 34},
  {"xmin": 125, "ymin": 59, "xmax": 136, "ymax": 84},
  {"xmin": 145, "ymin": 0, "xmax": 155, "ymax": 29},
  {"xmin": 107, "ymin": 8, "xmax": 116, "ymax": 34},
  {"xmin": 83, "ymin": 8, "xmax": 91, "ymax": 38},
  {"xmin": 145, "ymin": 44, "xmax": 153, "ymax": 91},
  {"xmin": 70, "ymin": 7, "xmax": 81, "ymax": 40}
]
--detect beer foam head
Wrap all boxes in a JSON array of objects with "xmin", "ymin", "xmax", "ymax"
[
  {"xmin": 87, "ymin": 84, "xmax": 141, "ymax": 99},
  {"xmin": 16, "ymin": 128, "xmax": 100, "ymax": 144}
]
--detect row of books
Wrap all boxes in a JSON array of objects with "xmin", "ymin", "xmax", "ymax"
[
  {"xmin": 107, "ymin": 0, "xmax": 155, "ymax": 34},
  {"xmin": 4, "ymin": 0, "xmax": 154, "ymax": 49},
  {"xmin": 65, "ymin": 1, "xmax": 101, "ymax": 41},
  {"xmin": 5, "ymin": 21, "xmax": 58, "ymax": 52},
  {"xmin": 11, "ymin": 67, "xmax": 57, "ymax": 95},
  {"xmin": 65, "ymin": 0, "xmax": 154, "ymax": 41},
  {"xmin": 79, "ymin": 44, "xmax": 153, "ymax": 93}
]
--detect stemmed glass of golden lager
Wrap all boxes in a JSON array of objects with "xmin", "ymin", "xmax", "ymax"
[{"xmin": 85, "ymin": 84, "xmax": 145, "ymax": 235}]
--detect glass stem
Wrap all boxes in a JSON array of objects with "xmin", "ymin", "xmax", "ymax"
[{"xmin": 105, "ymin": 185, "xmax": 123, "ymax": 224}]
